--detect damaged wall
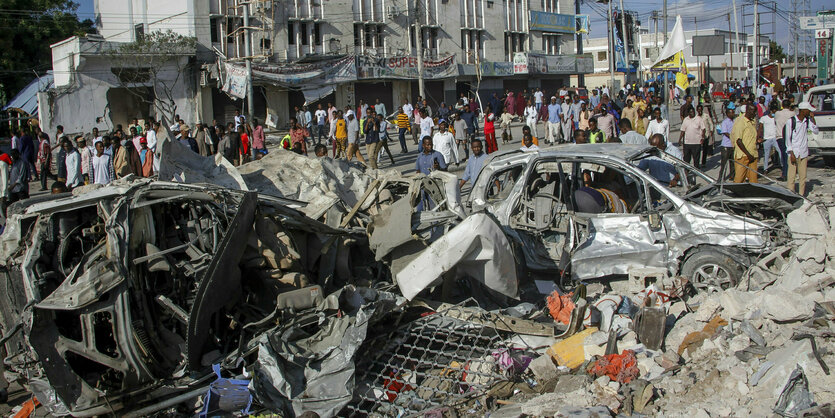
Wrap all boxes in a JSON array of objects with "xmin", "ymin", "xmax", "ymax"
[{"xmin": 42, "ymin": 38, "xmax": 199, "ymax": 137}]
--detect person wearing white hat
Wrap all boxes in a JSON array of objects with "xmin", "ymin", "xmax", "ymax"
[{"xmin": 785, "ymin": 102, "xmax": 819, "ymax": 196}]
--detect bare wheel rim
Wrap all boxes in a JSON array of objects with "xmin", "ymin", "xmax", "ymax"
[{"xmin": 692, "ymin": 263, "xmax": 733, "ymax": 290}]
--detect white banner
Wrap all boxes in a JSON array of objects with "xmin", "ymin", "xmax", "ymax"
[{"xmin": 223, "ymin": 63, "xmax": 249, "ymax": 99}]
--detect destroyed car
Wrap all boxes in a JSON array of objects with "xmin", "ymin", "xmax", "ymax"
[
  {"xmin": 0, "ymin": 179, "xmax": 384, "ymax": 416},
  {"xmin": 464, "ymin": 144, "xmax": 811, "ymax": 290}
]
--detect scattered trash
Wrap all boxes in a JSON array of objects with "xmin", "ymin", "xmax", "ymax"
[
  {"xmin": 589, "ymin": 350, "xmax": 640, "ymax": 384},
  {"xmin": 773, "ymin": 366, "xmax": 814, "ymax": 417}
]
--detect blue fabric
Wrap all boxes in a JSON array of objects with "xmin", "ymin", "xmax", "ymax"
[
  {"xmin": 199, "ymin": 364, "xmax": 252, "ymax": 418},
  {"xmin": 637, "ymin": 158, "xmax": 677, "ymax": 183},
  {"xmin": 462, "ymin": 152, "xmax": 488, "ymax": 182},
  {"xmin": 547, "ymin": 103, "xmax": 562, "ymax": 123},
  {"xmin": 415, "ymin": 151, "xmax": 447, "ymax": 174}
]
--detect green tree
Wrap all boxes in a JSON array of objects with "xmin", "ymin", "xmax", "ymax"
[
  {"xmin": 769, "ymin": 41, "xmax": 787, "ymax": 63},
  {"xmin": 0, "ymin": 1, "xmax": 93, "ymax": 106}
]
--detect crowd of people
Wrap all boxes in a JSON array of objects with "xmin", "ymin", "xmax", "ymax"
[{"xmin": 1, "ymin": 75, "xmax": 822, "ymax": 217}]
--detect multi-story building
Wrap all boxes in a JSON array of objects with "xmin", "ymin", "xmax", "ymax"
[{"xmin": 44, "ymin": 0, "xmax": 591, "ymax": 135}]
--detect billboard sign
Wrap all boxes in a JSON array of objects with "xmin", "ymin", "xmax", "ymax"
[
  {"xmin": 529, "ymin": 11, "xmax": 576, "ymax": 34},
  {"xmin": 692, "ymin": 35, "xmax": 725, "ymax": 56}
]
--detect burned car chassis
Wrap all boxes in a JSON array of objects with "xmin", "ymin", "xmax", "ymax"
[{"xmin": 0, "ymin": 180, "xmax": 378, "ymax": 416}]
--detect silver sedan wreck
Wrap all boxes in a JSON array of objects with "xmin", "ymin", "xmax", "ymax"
[
  {"xmin": 0, "ymin": 179, "xmax": 383, "ymax": 416},
  {"xmin": 465, "ymin": 144, "xmax": 815, "ymax": 290}
]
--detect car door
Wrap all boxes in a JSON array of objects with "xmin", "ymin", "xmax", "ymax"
[{"xmin": 567, "ymin": 160, "xmax": 670, "ymax": 280}]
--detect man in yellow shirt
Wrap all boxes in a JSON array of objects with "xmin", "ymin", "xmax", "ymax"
[
  {"xmin": 396, "ymin": 107, "xmax": 411, "ymax": 153},
  {"xmin": 334, "ymin": 110, "xmax": 348, "ymax": 158},
  {"xmin": 731, "ymin": 105, "xmax": 760, "ymax": 183}
]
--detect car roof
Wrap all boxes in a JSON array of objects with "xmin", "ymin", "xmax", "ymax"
[
  {"xmin": 806, "ymin": 83, "xmax": 835, "ymax": 94},
  {"xmin": 484, "ymin": 143, "xmax": 653, "ymax": 165}
]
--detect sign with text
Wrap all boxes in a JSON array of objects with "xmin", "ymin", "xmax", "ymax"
[
  {"xmin": 356, "ymin": 55, "xmax": 457, "ymax": 79},
  {"xmin": 222, "ymin": 63, "xmax": 248, "ymax": 99},
  {"xmin": 816, "ymin": 29, "xmax": 832, "ymax": 39},
  {"xmin": 529, "ymin": 11, "xmax": 576, "ymax": 34}
]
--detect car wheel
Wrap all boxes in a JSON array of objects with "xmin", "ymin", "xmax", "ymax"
[
  {"xmin": 681, "ymin": 248, "xmax": 744, "ymax": 292},
  {"xmin": 824, "ymin": 156, "xmax": 835, "ymax": 168}
]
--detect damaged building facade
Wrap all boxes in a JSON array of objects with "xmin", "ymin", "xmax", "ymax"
[{"xmin": 40, "ymin": 0, "xmax": 592, "ymax": 135}]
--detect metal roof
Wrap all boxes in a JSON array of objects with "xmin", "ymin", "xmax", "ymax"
[{"xmin": 2, "ymin": 72, "xmax": 54, "ymax": 116}]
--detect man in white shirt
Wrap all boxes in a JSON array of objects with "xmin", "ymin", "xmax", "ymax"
[
  {"xmin": 358, "ymin": 100, "xmax": 368, "ymax": 119},
  {"xmin": 646, "ymin": 107, "xmax": 670, "ymax": 145},
  {"xmin": 774, "ymin": 99, "xmax": 795, "ymax": 180},
  {"xmin": 63, "ymin": 139, "xmax": 82, "ymax": 189},
  {"xmin": 534, "ymin": 88, "xmax": 544, "ymax": 112},
  {"xmin": 432, "ymin": 121, "xmax": 459, "ymax": 165},
  {"xmin": 315, "ymin": 104, "xmax": 328, "ymax": 145},
  {"xmin": 560, "ymin": 96, "xmax": 573, "ymax": 142},
  {"xmin": 345, "ymin": 113, "xmax": 366, "ymax": 164},
  {"xmin": 374, "ymin": 98, "xmax": 387, "ymax": 118},
  {"xmin": 419, "ymin": 108, "xmax": 433, "ymax": 140},
  {"xmin": 91, "ymin": 140, "xmax": 113, "ymax": 185},
  {"xmin": 785, "ymin": 102, "xmax": 819, "ymax": 196},
  {"xmin": 618, "ymin": 119, "xmax": 648, "ymax": 145},
  {"xmin": 759, "ymin": 106, "xmax": 780, "ymax": 173}
]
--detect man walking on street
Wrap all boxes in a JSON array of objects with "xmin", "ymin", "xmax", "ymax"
[
  {"xmin": 719, "ymin": 108, "xmax": 736, "ymax": 181},
  {"xmin": 396, "ymin": 106, "xmax": 410, "ymax": 153},
  {"xmin": 459, "ymin": 139, "xmax": 487, "ymax": 189},
  {"xmin": 774, "ymin": 99, "xmax": 794, "ymax": 181},
  {"xmin": 432, "ymin": 120, "xmax": 459, "ymax": 166},
  {"xmin": 732, "ymin": 104, "xmax": 760, "ymax": 184},
  {"xmin": 760, "ymin": 104, "xmax": 781, "ymax": 174},
  {"xmin": 37, "ymin": 132, "xmax": 52, "ymax": 191},
  {"xmin": 785, "ymin": 102, "xmax": 819, "ymax": 196},
  {"xmin": 315, "ymin": 104, "xmax": 327, "ymax": 145},
  {"xmin": 679, "ymin": 107, "xmax": 705, "ymax": 168},
  {"xmin": 547, "ymin": 97, "xmax": 561, "ymax": 144}
]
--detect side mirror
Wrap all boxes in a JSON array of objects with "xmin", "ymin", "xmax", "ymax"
[{"xmin": 648, "ymin": 211, "xmax": 662, "ymax": 231}]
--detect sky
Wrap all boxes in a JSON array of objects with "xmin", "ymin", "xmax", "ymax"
[{"xmin": 74, "ymin": 0, "xmax": 832, "ymax": 54}]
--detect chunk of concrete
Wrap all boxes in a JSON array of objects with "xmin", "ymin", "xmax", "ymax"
[
  {"xmin": 761, "ymin": 289, "xmax": 814, "ymax": 322},
  {"xmin": 528, "ymin": 354, "xmax": 559, "ymax": 384}
]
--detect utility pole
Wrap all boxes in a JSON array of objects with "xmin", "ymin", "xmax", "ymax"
[
  {"xmin": 793, "ymin": 0, "xmax": 798, "ymax": 79},
  {"xmin": 663, "ymin": 0, "xmax": 668, "ymax": 118},
  {"xmin": 242, "ymin": 1, "xmax": 254, "ymax": 122},
  {"xmin": 619, "ymin": 0, "xmax": 629, "ymax": 84},
  {"xmin": 728, "ymin": 14, "xmax": 734, "ymax": 80},
  {"xmin": 576, "ymin": 0, "xmax": 585, "ymax": 87},
  {"xmin": 608, "ymin": 0, "xmax": 615, "ymax": 92},
  {"xmin": 413, "ymin": 0, "xmax": 425, "ymax": 99},
  {"xmin": 753, "ymin": 0, "xmax": 759, "ymax": 88},
  {"xmin": 732, "ymin": 0, "xmax": 741, "ymax": 82}
]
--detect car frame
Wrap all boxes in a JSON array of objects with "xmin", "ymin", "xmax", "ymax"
[{"xmin": 464, "ymin": 144, "xmax": 806, "ymax": 289}]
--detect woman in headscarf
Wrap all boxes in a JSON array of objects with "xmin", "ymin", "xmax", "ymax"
[{"xmin": 504, "ymin": 91, "xmax": 516, "ymax": 116}]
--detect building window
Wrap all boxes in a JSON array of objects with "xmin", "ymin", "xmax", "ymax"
[
  {"xmin": 261, "ymin": 38, "xmax": 271, "ymax": 50},
  {"xmin": 288, "ymin": 21, "xmax": 296, "ymax": 45},
  {"xmin": 301, "ymin": 23, "xmax": 309, "ymax": 45},
  {"xmin": 597, "ymin": 51, "xmax": 607, "ymax": 62},
  {"xmin": 354, "ymin": 24, "xmax": 362, "ymax": 47},
  {"xmin": 542, "ymin": 34, "xmax": 558, "ymax": 55},
  {"xmin": 134, "ymin": 24, "xmax": 144, "ymax": 41},
  {"xmin": 314, "ymin": 22, "xmax": 322, "ymax": 46},
  {"xmin": 461, "ymin": 29, "xmax": 483, "ymax": 64},
  {"xmin": 504, "ymin": 32, "xmax": 526, "ymax": 60},
  {"xmin": 210, "ymin": 17, "xmax": 220, "ymax": 43}
]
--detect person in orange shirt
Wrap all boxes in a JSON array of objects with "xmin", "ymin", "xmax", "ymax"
[{"xmin": 522, "ymin": 125, "xmax": 539, "ymax": 146}]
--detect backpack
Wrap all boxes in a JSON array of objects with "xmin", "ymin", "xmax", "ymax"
[{"xmin": 782, "ymin": 116, "xmax": 796, "ymax": 140}]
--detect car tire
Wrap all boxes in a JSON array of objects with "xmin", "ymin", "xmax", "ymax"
[
  {"xmin": 680, "ymin": 248, "xmax": 745, "ymax": 292},
  {"xmin": 824, "ymin": 156, "xmax": 835, "ymax": 168}
]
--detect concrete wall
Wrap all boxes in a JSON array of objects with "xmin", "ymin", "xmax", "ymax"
[{"xmin": 41, "ymin": 53, "xmax": 196, "ymax": 137}]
